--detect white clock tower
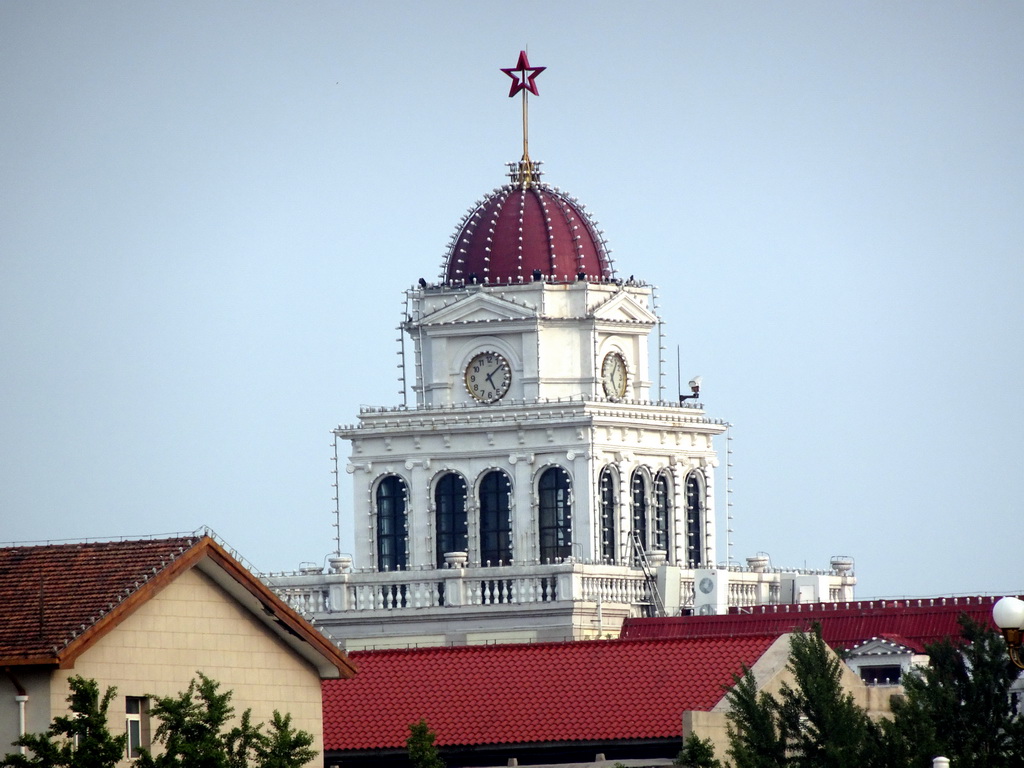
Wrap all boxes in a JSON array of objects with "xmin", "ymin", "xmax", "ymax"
[
  {"xmin": 343, "ymin": 155, "xmax": 724, "ymax": 578},
  {"xmin": 269, "ymin": 54, "xmax": 856, "ymax": 649}
]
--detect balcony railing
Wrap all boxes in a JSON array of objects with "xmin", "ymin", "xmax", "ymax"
[
  {"xmin": 266, "ymin": 560, "xmax": 852, "ymax": 618},
  {"xmin": 269, "ymin": 562, "xmax": 657, "ymax": 615}
]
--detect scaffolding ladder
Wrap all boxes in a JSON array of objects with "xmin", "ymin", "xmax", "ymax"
[{"xmin": 630, "ymin": 530, "xmax": 665, "ymax": 618}]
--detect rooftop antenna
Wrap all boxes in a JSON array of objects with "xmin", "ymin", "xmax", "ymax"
[
  {"xmin": 726, "ymin": 423, "xmax": 734, "ymax": 565},
  {"xmin": 501, "ymin": 50, "xmax": 545, "ymax": 188},
  {"xmin": 676, "ymin": 345, "xmax": 681, "ymax": 401}
]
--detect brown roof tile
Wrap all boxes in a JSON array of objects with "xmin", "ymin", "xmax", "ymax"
[{"xmin": 0, "ymin": 536, "xmax": 201, "ymax": 663}]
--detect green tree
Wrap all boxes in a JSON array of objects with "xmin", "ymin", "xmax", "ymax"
[
  {"xmin": 725, "ymin": 627, "xmax": 882, "ymax": 768},
  {"xmin": 225, "ymin": 710, "xmax": 264, "ymax": 768},
  {"xmin": 776, "ymin": 627, "xmax": 879, "ymax": 768},
  {"xmin": 675, "ymin": 732, "xmax": 721, "ymax": 768},
  {"xmin": 406, "ymin": 719, "xmax": 444, "ymax": 768},
  {"xmin": 254, "ymin": 712, "xmax": 317, "ymax": 768},
  {"xmin": 882, "ymin": 615, "xmax": 1024, "ymax": 768},
  {"xmin": 136, "ymin": 672, "xmax": 236, "ymax": 768},
  {"xmin": 135, "ymin": 672, "xmax": 317, "ymax": 768},
  {"xmin": 724, "ymin": 665, "xmax": 787, "ymax": 768},
  {"xmin": 0, "ymin": 676, "xmax": 127, "ymax": 768}
]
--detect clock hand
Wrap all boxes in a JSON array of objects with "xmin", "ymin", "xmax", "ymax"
[{"xmin": 486, "ymin": 370, "xmax": 496, "ymax": 387}]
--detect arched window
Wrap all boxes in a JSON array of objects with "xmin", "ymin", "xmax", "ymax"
[
  {"xmin": 653, "ymin": 470, "xmax": 672, "ymax": 556},
  {"xmin": 375, "ymin": 475, "xmax": 408, "ymax": 571},
  {"xmin": 479, "ymin": 470, "xmax": 512, "ymax": 565},
  {"xmin": 435, "ymin": 472, "xmax": 468, "ymax": 567},
  {"xmin": 685, "ymin": 471, "xmax": 706, "ymax": 566},
  {"xmin": 630, "ymin": 469, "xmax": 649, "ymax": 552},
  {"xmin": 598, "ymin": 466, "xmax": 618, "ymax": 564},
  {"xmin": 538, "ymin": 467, "xmax": 572, "ymax": 563}
]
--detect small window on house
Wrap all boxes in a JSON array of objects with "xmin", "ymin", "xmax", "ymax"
[
  {"xmin": 126, "ymin": 696, "xmax": 149, "ymax": 758},
  {"xmin": 859, "ymin": 665, "xmax": 902, "ymax": 685}
]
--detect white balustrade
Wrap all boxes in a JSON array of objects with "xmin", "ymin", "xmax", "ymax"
[{"xmin": 268, "ymin": 561, "xmax": 856, "ymax": 617}]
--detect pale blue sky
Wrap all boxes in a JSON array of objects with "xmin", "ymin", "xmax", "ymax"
[{"xmin": 1, "ymin": 1, "xmax": 1021, "ymax": 598}]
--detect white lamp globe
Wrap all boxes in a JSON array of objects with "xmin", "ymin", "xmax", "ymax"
[{"xmin": 992, "ymin": 596, "xmax": 1024, "ymax": 630}]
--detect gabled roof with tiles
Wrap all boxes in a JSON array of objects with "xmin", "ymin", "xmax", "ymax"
[
  {"xmin": 0, "ymin": 535, "xmax": 355, "ymax": 677},
  {"xmin": 322, "ymin": 634, "xmax": 779, "ymax": 752},
  {"xmin": 620, "ymin": 597, "xmax": 1005, "ymax": 654}
]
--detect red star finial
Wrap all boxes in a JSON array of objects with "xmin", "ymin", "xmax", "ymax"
[{"xmin": 501, "ymin": 50, "xmax": 545, "ymax": 97}]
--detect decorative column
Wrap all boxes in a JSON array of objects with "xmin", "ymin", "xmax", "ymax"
[
  {"xmin": 509, "ymin": 452, "xmax": 535, "ymax": 563},
  {"xmin": 404, "ymin": 458, "xmax": 432, "ymax": 567}
]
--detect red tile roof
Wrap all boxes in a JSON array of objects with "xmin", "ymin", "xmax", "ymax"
[
  {"xmin": 620, "ymin": 596, "xmax": 1005, "ymax": 653},
  {"xmin": 0, "ymin": 536, "xmax": 201, "ymax": 663},
  {"xmin": 322, "ymin": 635, "xmax": 778, "ymax": 752}
]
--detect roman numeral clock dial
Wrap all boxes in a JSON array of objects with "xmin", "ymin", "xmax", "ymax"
[
  {"xmin": 464, "ymin": 351, "xmax": 512, "ymax": 403},
  {"xmin": 601, "ymin": 351, "xmax": 628, "ymax": 399}
]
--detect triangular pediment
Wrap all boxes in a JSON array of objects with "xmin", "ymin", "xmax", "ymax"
[
  {"xmin": 590, "ymin": 291, "xmax": 659, "ymax": 325},
  {"xmin": 418, "ymin": 292, "xmax": 537, "ymax": 326},
  {"xmin": 847, "ymin": 636, "xmax": 916, "ymax": 657}
]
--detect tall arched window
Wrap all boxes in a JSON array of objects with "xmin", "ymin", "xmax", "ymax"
[
  {"xmin": 598, "ymin": 466, "xmax": 618, "ymax": 563},
  {"xmin": 685, "ymin": 471, "xmax": 705, "ymax": 566},
  {"xmin": 375, "ymin": 475, "xmax": 408, "ymax": 571},
  {"xmin": 479, "ymin": 470, "xmax": 512, "ymax": 565},
  {"xmin": 630, "ymin": 469, "xmax": 649, "ymax": 553},
  {"xmin": 653, "ymin": 470, "xmax": 672, "ymax": 556},
  {"xmin": 435, "ymin": 472, "xmax": 468, "ymax": 567},
  {"xmin": 538, "ymin": 467, "xmax": 572, "ymax": 563}
]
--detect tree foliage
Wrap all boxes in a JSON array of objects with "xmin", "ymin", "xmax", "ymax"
[
  {"xmin": 675, "ymin": 732, "xmax": 721, "ymax": 768},
  {"xmin": 775, "ymin": 628, "xmax": 879, "ymax": 768},
  {"xmin": 724, "ymin": 665, "xmax": 786, "ymax": 768},
  {"xmin": 881, "ymin": 615, "xmax": 1024, "ymax": 768},
  {"xmin": 1, "ymin": 673, "xmax": 317, "ymax": 768},
  {"xmin": 0, "ymin": 676, "xmax": 126, "ymax": 768},
  {"xmin": 718, "ymin": 617, "xmax": 1024, "ymax": 768},
  {"xmin": 406, "ymin": 719, "xmax": 445, "ymax": 768},
  {"xmin": 136, "ymin": 672, "xmax": 237, "ymax": 768},
  {"xmin": 135, "ymin": 672, "xmax": 318, "ymax": 768},
  {"xmin": 725, "ymin": 626, "xmax": 880, "ymax": 768},
  {"xmin": 255, "ymin": 712, "xmax": 317, "ymax": 768}
]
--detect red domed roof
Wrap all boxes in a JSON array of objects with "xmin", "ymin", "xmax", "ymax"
[{"xmin": 442, "ymin": 165, "xmax": 615, "ymax": 284}]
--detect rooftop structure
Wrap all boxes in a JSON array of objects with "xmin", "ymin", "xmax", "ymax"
[{"xmin": 270, "ymin": 52, "xmax": 856, "ymax": 648}]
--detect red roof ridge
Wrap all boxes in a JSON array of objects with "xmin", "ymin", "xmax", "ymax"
[{"xmin": 348, "ymin": 632, "xmax": 786, "ymax": 659}]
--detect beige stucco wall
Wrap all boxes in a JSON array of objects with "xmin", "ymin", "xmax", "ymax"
[{"xmin": 46, "ymin": 565, "xmax": 325, "ymax": 766}]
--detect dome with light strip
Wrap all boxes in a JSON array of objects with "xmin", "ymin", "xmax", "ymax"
[{"xmin": 441, "ymin": 163, "xmax": 615, "ymax": 284}]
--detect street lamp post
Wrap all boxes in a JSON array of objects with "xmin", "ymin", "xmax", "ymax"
[{"xmin": 992, "ymin": 596, "xmax": 1024, "ymax": 669}]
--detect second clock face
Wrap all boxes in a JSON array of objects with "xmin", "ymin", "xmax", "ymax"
[
  {"xmin": 601, "ymin": 352, "xmax": 628, "ymax": 398},
  {"xmin": 465, "ymin": 351, "xmax": 512, "ymax": 403}
]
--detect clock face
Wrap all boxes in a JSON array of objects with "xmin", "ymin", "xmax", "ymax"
[
  {"xmin": 601, "ymin": 352, "xmax": 628, "ymax": 398},
  {"xmin": 464, "ymin": 351, "xmax": 512, "ymax": 403}
]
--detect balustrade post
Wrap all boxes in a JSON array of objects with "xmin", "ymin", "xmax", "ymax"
[
  {"xmin": 443, "ymin": 568, "xmax": 467, "ymax": 606},
  {"xmin": 329, "ymin": 576, "xmax": 351, "ymax": 611},
  {"xmin": 557, "ymin": 566, "xmax": 579, "ymax": 603}
]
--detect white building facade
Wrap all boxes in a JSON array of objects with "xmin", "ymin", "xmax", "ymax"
[{"xmin": 270, "ymin": 160, "xmax": 856, "ymax": 650}]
